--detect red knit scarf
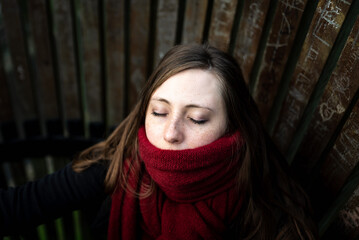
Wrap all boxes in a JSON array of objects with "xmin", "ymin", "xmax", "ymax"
[{"xmin": 108, "ymin": 127, "xmax": 244, "ymax": 239}]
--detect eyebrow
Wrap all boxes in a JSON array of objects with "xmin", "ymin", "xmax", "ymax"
[{"xmin": 151, "ymin": 97, "xmax": 214, "ymax": 112}]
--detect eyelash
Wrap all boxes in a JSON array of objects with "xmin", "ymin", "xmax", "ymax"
[
  {"xmin": 151, "ymin": 111, "xmax": 167, "ymax": 117},
  {"xmin": 151, "ymin": 112, "xmax": 207, "ymax": 125},
  {"xmin": 189, "ymin": 118, "xmax": 207, "ymax": 125}
]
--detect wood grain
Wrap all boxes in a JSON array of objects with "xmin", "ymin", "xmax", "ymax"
[
  {"xmin": 232, "ymin": 0, "xmax": 270, "ymax": 84},
  {"xmin": 28, "ymin": 0, "xmax": 58, "ymax": 120},
  {"xmin": 336, "ymin": 186, "xmax": 359, "ymax": 238},
  {"xmin": 182, "ymin": 0, "xmax": 208, "ymax": 44},
  {"xmin": 79, "ymin": 0, "xmax": 101, "ymax": 122},
  {"xmin": 295, "ymin": 18, "xmax": 359, "ymax": 173},
  {"xmin": 320, "ymin": 100, "xmax": 359, "ymax": 195},
  {"xmin": 208, "ymin": 0, "xmax": 238, "ymax": 51},
  {"xmin": 53, "ymin": 0, "xmax": 80, "ymax": 120},
  {"xmin": 128, "ymin": 0, "xmax": 150, "ymax": 111},
  {"xmin": 106, "ymin": 0, "xmax": 126, "ymax": 125},
  {"xmin": 252, "ymin": 0, "xmax": 308, "ymax": 123},
  {"xmin": 272, "ymin": 0, "xmax": 352, "ymax": 153},
  {"xmin": 154, "ymin": 0, "xmax": 179, "ymax": 67},
  {"xmin": 0, "ymin": 50, "xmax": 13, "ymax": 123},
  {"xmin": 2, "ymin": 0, "xmax": 35, "ymax": 122}
]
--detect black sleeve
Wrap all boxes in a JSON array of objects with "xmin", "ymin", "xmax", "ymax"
[{"xmin": 0, "ymin": 161, "xmax": 108, "ymax": 236}]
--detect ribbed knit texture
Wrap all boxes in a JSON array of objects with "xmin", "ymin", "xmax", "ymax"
[{"xmin": 108, "ymin": 127, "xmax": 244, "ymax": 239}]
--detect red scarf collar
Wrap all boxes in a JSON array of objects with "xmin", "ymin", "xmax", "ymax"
[
  {"xmin": 108, "ymin": 127, "xmax": 244, "ymax": 239},
  {"xmin": 138, "ymin": 126, "xmax": 242, "ymax": 202}
]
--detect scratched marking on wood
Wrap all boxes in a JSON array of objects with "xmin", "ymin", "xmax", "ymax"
[
  {"xmin": 1, "ymin": 0, "xmax": 35, "ymax": 121},
  {"xmin": 252, "ymin": 0, "xmax": 308, "ymax": 123},
  {"xmin": 337, "ymin": 186, "xmax": 359, "ymax": 238},
  {"xmin": 154, "ymin": 0, "xmax": 178, "ymax": 67},
  {"xmin": 272, "ymin": 0, "xmax": 352, "ymax": 153},
  {"xmin": 28, "ymin": 0, "xmax": 58, "ymax": 120},
  {"xmin": 182, "ymin": 0, "xmax": 208, "ymax": 44},
  {"xmin": 208, "ymin": 0, "xmax": 238, "ymax": 51},
  {"xmin": 233, "ymin": 0, "xmax": 270, "ymax": 84},
  {"xmin": 106, "ymin": 0, "xmax": 125, "ymax": 125},
  {"xmin": 295, "ymin": 19, "xmax": 359, "ymax": 172},
  {"xmin": 128, "ymin": 0, "xmax": 150, "ymax": 111},
  {"xmin": 320, "ymin": 101, "xmax": 359, "ymax": 195},
  {"xmin": 79, "ymin": 0, "xmax": 101, "ymax": 122},
  {"xmin": 53, "ymin": 0, "xmax": 79, "ymax": 119}
]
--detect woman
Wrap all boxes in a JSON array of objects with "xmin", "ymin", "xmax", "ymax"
[{"xmin": 1, "ymin": 44, "xmax": 316, "ymax": 239}]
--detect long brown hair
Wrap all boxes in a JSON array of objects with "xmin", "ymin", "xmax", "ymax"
[{"xmin": 73, "ymin": 44, "xmax": 317, "ymax": 239}]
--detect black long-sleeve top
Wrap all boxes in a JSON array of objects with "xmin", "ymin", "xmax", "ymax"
[{"xmin": 0, "ymin": 162, "xmax": 110, "ymax": 238}]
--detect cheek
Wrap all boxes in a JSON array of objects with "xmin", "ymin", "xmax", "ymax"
[
  {"xmin": 188, "ymin": 125, "xmax": 226, "ymax": 148},
  {"xmin": 145, "ymin": 115, "xmax": 161, "ymax": 146}
]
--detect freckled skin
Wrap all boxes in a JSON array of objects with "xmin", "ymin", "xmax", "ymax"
[{"xmin": 145, "ymin": 69, "xmax": 227, "ymax": 150}]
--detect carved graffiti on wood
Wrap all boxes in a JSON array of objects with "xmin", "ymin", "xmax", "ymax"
[
  {"xmin": 294, "ymin": 18, "xmax": 359, "ymax": 171},
  {"xmin": 233, "ymin": 0, "xmax": 270, "ymax": 84},
  {"xmin": 320, "ymin": 101, "xmax": 359, "ymax": 195},
  {"xmin": 252, "ymin": 0, "xmax": 308, "ymax": 122},
  {"xmin": 337, "ymin": 186, "xmax": 359, "ymax": 238},
  {"xmin": 272, "ymin": 0, "xmax": 352, "ymax": 153}
]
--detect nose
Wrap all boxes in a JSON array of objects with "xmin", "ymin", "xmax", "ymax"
[{"xmin": 164, "ymin": 118, "xmax": 184, "ymax": 144}]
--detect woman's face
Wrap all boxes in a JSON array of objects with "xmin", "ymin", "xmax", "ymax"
[{"xmin": 145, "ymin": 69, "xmax": 227, "ymax": 150}]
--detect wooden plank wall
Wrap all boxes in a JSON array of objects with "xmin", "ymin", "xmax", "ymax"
[{"xmin": 0, "ymin": 0, "xmax": 358, "ymax": 239}]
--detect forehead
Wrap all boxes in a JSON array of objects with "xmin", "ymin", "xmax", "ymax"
[{"xmin": 151, "ymin": 69, "xmax": 223, "ymax": 103}]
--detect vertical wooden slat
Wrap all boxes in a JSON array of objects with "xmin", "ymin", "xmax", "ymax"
[
  {"xmin": 181, "ymin": 0, "xmax": 208, "ymax": 44},
  {"xmin": 53, "ymin": 0, "xmax": 80, "ymax": 121},
  {"xmin": 124, "ymin": 0, "xmax": 130, "ymax": 116},
  {"xmin": 227, "ymin": 0, "xmax": 244, "ymax": 55},
  {"xmin": 153, "ymin": 0, "xmax": 179, "ymax": 67},
  {"xmin": 207, "ymin": 0, "xmax": 238, "ymax": 51},
  {"xmin": 1, "ymin": 0, "xmax": 35, "ymax": 128},
  {"xmin": 79, "ymin": 0, "xmax": 101, "ymax": 123},
  {"xmin": 232, "ymin": 0, "xmax": 270, "ymax": 84},
  {"xmin": 18, "ymin": 0, "xmax": 47, "ymax": 137},
  {"xmin": 98, "ymin": 0, "xmax": 109, "ymax": 133},
  {"xmin": 0, "ymin": 52, "xmax": 13, "ymax": 125},
  {"xmin": 248, "ymin": 0, "xmax": 279, "ymax": 92},
  {"xmin": 201, "ymin": 0, "xmax": 214, "ymax": 44},
  {"xmin": 272, "ymin": 0, "xmax": 352, "ymax": 154},
  {"xmin": 46, "ymin": 0, "xmax": 68, "ymax": 136},
  {"xmin": 128, "ymin": 0, "xmax": 150, "ymax": 111},
  {"xmin": 0, "ymin": 3, "xmax": 14, "ymax": 136},
  {"xmin": 146, "ymin": 0, "xmax": 158, "ymax": 77},
  {"xmin": 251, "ymin": 0, "xmax": 308, "ymax": 123},
  {"xmin": 266, "ymin": 0, "xmax": 319, "ymax": 134},
  {"xmin": 294, "ymin": 18, "xmax": 359, "ymax": 174},
  {"xmin": 0, "ymin": 5, "xmax": 26, "ymax": 142},
  {"xmin": 70, "ymin": 0, "xmax": 89, "ymax": 137},
  {"xmin": 106, "ymin": 0, "xmax": 126, "ymax": 125},
  {"xmin": 174, "ymin": 0, "xmax": 186, "ymax": 45},
  {"xmin": 28, "ymin": 0, "xmax": 58, "ymax": 122}
]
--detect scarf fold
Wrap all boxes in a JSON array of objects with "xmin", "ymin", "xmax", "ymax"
[{"xmin": 108, "ymin": 127, "xmax": 244, "ymax": 240}]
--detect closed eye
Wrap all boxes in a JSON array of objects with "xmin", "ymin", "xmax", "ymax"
[
  {"xmin": 152, "ymin": 111, "xmax": 167, "ymax": 117},
  {"xmin": 189, "ymin": 118, "xmax": 207, "ymax": 125}
]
